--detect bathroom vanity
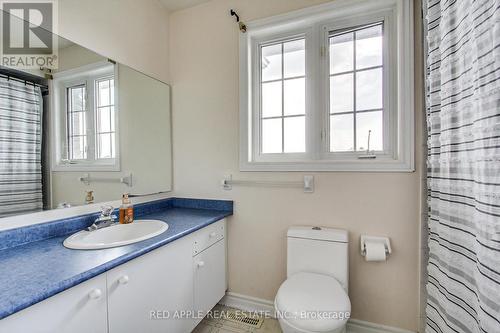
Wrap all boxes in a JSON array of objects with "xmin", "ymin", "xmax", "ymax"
[{"xmin": 0, "ymin": 198, "xmax": 232, "ymax": 333}]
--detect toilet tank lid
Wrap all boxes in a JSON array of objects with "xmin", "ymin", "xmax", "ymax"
[{"xmin": 288, "ymin": 226, "xmax": 348, "ymax": 243}]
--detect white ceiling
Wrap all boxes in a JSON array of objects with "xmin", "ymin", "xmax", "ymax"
[{"xmin": 158, "ymin": 0, "xmax": 212, "ymax": 12}]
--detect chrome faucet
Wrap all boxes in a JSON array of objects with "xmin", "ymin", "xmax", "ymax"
[{"xmin": 87, "ymin": 206, "xmax": 117, "ymax": 231}]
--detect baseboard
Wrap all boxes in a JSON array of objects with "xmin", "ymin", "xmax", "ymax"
[
  {"xmin": 219, "ymin": 292, "xmax": 416, "ymax": 333},
  {"xmin": 220, "ymin": 291, "xmax": 276, "ymax": 317},
  {"xmin": 347, "ymin": 319, "xmax": 415, "ymax": 333}
]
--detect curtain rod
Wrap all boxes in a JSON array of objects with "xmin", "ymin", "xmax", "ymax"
[{"xmin": 0, "ymin": 73, "xmax": 48, "ymax": 89}]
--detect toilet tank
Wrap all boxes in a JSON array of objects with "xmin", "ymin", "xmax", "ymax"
[{"xmin": 287, "ymin": 226, "xmax": 349, "ymax": 290}]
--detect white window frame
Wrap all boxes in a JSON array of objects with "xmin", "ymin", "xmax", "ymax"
[
  {"xmin": 93, "ymin": 76, "xmax": 117, "ymax": 161},
  {"xmin": 51, "ymin": 61, "xmax": 120, "ymax": 171},
  {"xmin": 239, "ymin": 0, "xmax": 414, "ymax": 172},
  {"xmin": 252, "ymin": 29, "xmax": 313, "ymax": 163}
]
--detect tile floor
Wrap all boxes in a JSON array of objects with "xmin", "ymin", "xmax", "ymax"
[{"xmin": 193, "ymin": 305, "xmax": 282, "ymax": 333}]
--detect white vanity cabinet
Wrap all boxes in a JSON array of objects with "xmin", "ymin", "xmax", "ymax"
[
  {"xmin": 192, "ymin": 220, "xmax": 226, "ymax": 328},
  {"xmin": 0, "ymin": 275, "xmax": 107, "ymax": 333},
  {"xmin": 107, "ymin": 233, "xmax": 194, "ymax": 333},
  {"xmin": 0, "ymin": 219, "xmax": 227, "ymax": 333}
]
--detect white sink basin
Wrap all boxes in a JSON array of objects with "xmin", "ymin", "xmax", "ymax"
[{"xmin": 63, "ymin": 220, "xmax": 168, "ymax": 250}]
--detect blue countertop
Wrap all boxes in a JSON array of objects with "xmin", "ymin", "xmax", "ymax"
[{"xmin": 0, "ymin": 198, "xmax": 232, "ymax": 320}]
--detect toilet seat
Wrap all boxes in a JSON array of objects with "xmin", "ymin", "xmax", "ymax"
[{"xmin": 275, "ymin": 272, "xmax": 351, "ymax": 332}]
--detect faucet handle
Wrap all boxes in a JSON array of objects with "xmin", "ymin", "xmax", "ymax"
[{"xmin": 100, "ymin": 205, "xmax": 114, "ymax": 216}]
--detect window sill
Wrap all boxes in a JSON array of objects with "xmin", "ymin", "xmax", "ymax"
[
  {"xmin": 240, "ymin": 157, "xmax": 414, "ymax": 172},
  {"xmin": 52, "ymin": 162, "xmax": 120, "ymax": 172}
]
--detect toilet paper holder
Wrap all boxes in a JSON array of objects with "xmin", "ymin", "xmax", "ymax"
[{"xmin": 360, "ymin": 235, "xmax": 392, "ymax": 257}]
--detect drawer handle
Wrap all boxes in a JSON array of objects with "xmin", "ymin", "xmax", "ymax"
[
  {"xmin": 209, "ymin": 232, "xmax": 217, "ymax": 238},
  {"xmin": 88, "ymin": 289, "xmax": 102, "ymax": 300},
  {"xmin": 118, "ymin": 275, "xmax": 130, "ymax": 285},
  {"xmin": 197, "ymin": 261, "xmax": 205, "ymax": 268}
]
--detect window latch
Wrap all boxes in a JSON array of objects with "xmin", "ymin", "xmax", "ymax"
[{"xmin": 358, "ymin": 130, "xmax": 377, "ymax": 159}]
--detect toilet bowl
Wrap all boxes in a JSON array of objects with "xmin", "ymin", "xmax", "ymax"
[{"xmin": 275, "ymin": 227, "xmax": 350, "ymax": 333}]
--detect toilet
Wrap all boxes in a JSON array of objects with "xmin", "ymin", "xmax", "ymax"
[{"xmin": 275, "ymin": 226, "xmax": 351, "ymax": 333}]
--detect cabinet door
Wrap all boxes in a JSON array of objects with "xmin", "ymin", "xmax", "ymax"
[
  {"xmin": 0, "ymin": 275, "xmax": 107, "ymax": 333},
  {"xmin": 193, "ymin": 239, "xmax": 226, "ymax": 317},
  {"xmin": 107, "ymin": 237, "xmax": 193, "ymax": 333}
]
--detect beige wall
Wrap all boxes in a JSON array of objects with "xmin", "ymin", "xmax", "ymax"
[
  {"xmin": 169, "ymin": 0, "xmax": 424, "ymax": 331},
  {"xmin": 58, "ymin": 0, "xmax": 170, "ymax": 82}
]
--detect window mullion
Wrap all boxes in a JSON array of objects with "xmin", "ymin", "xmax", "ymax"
[
  {"xmin": 382, "ymin": 21, "xmax": 391, "ymax": 155},
  {"xmin": 254, "ymin": 41, "xmax": 262, "ymax": 159},
  {"xmin": 109, "ymin": 79, "xmax": 113, "ymax": 158},
  {"xmin": 353, "ymin": 30, "xmax": 357, "ymax": 152},
  {"xmin": 66, "ymin": 89, "xmax": 72, "ymax": 160},
  {"xmin": 86, "ymin": 78, "xmax": 96, "ymax": 162},
  {"xmin": 307, "ymin": 25, "xmax": 322, "ymax": 160},
  {"xmin": 281, "ymin": 43, "xmax": 285, "ymax": 154}
]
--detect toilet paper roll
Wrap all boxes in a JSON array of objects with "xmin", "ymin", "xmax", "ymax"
[{"xmin": 364, "ymin": 242, "xmax": 386, "ymax": 261}]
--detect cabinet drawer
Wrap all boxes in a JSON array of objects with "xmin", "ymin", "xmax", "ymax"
[{"xmin": 193, "ymin": 219, "xmax": 225, "ymax": 256}]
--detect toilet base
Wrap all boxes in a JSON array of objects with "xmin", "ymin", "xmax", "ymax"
[{"xmin": 277, "ymin": 316, "xmax": 347, "ymax": 333}]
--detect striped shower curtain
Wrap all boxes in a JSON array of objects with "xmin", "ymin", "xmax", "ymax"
[
  {"xmin": 425, "ymin": 0, "xmax": 500, "ymax": 332},
  {"xmin": 0, "ymin": 77, "xmax": 43, "ymax": 217}
]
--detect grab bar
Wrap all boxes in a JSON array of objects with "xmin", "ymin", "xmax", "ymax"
[
  {"xmin": 78, "ymin": 173, "xmax": 133, "ymax": 187},
  {"xmin": 221, "ymin": 175, "xmax": 314, "ymax": 193}
]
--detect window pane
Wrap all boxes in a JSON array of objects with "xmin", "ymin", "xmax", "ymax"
[
  {"xmin": 97, "ymin": 107, "xmax": 111, "ymax": 133},
  {"xmin": 330, "ymin": 113, "xmax": 354, "ymax": 152},
  {"xmin": 284, "ymin": 39, "xmax": 305, "ymax": 78},
  {"xmin": 261, "ymin": 44, "xmax": 282, "ymax": 81},
  {"xmin": 262, "ymin": 81, "xmax": 282, "ymax": 118},
  {"xmin": 284, "ymin": 78, "xmax": 305, "ymax": 116},
  {"xmin": 262, "ymin": 118, "xmax": 282, "ymax": 153},
  {"xmin": 356, "ymin": 111, "xmax": 383, "ymax": 151},
  {"xmin": 98, "ymin": 133, "xmax": 112, "ymax": 159},
  {"xmin": 356, "ymin": 24, "xmax": 382, "ymax": 70},
  {"xmin": 284, "ymin": 116, "xmax": 305, "ymax": 153},
  {"xmin": 71, "ymin": 87, "xmax": 85, "ymax": 111},
  {"xmin": 356, "ymin": 68, "xmax": 382, "ymax": 110},
  {"xmin": 71, "ymin": 112, "xmax": 86, "ymax": 136},
  {"xmin": 71, "ymin": 136, "xmax": 86, "ymax": 159},
  {"xmin": 98, "ymin": 79, "xmax": 110, "ymax": 107},
  {"xmin": 330, "ymin": 32, "xmax": 353, "ymax": 74},
  {"xmin": 330, "ymin": 73, "xmax": 353, "ymax": 113}
]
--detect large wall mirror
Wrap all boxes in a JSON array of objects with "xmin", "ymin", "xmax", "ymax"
[{"xmin": 0, "ymin": 12, "xmax": 172, "ymax": 218}]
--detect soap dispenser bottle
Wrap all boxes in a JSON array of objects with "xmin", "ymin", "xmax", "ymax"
[
  {"xmin": 85, "ymin": 190, "xmax": 94, "ymax": 205},
  {"xmin": 119, "ymin": 193, "xmax": 134, "ymax": 224}
]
